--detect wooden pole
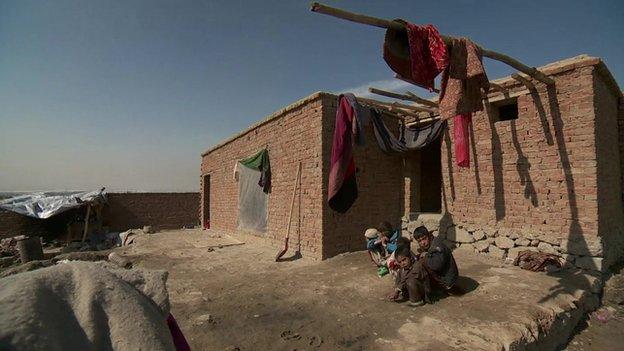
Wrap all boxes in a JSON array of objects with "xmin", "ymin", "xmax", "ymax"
[
  {"xmin": 406, "ymin": 116, "xmax": 441, "ymax": 127},
  {"xmin": 310, "ymin": 2, "xmax": 555, "ymax": 86},
  {"xmin": 357, "ymin": 97, "xmax": 437, "ymax": 114},
  {"xmin": 511, "ymin": 73, "xmax": 535, "ymax": 89},
  {"xmin": 368, "ymin": 87, "xmax": 439, "ymax": 107},
  {"xmin": 488, "ymin": 82, "xmax": 507, "ymax": 93},
  {"xmin": 80, "ymin": 204, "xmax": 92, "ymax": 244},
  {"xmin": 311, "ymin": 2, "xmax": 403, "ymax": 30},
  {"xmin": 405, "ymin": 91, "xmax": 439, "ymax": 107}
]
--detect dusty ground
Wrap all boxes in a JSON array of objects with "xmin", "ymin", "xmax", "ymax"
[
  {"xmin": 563, "ymin": 268, "xmax": 624, "ymax": 351},
  {"xmin": 116, "ymin": 229, "xmax": 603, "ymax": 351}
]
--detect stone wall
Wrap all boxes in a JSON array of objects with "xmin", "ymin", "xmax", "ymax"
[{"xmin": 200, "ymin": 92, "xmax": 326, "ymax": 259}]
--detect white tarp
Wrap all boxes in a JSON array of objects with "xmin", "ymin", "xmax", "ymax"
[
  {"xmin": 236, "ymin": 163, "xmax": 268, "ymax": 233},
  {"xmin": 0, "ymin": 189, "xmax": 105, "ymax": 219}
]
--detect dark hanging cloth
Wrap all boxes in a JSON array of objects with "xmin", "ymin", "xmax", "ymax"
[
  {"xmin": 341, "ymin": 93, "xmax": 371, "ymax": 146},
  {"xmin": 368, "ymin": 111, "xmax": 408, "ymax": 154},
  {"xmin": 328, "ymin": 94, "xmax": 363, "ymax": 213},
  {"xmin": 399, "ymin": 119, "xmax": 447, "ymax": 150},
  {"xmin": 383, "ymin": 21, "xmax": 448, "ymax": 92},
  {"xmin": 239, "ymin": 148, "xmax": 271, "ymax": 193},
  {"xmin": 329, "ymin": 94, "xmax": 448, "ymax": 212},
  {"xmin": 345, "ymin": 95, "xmax": 447, "ymax": 154},
  {"xmin": 439, "ymin": 37, "xmax": 490, "ymax": 120}
]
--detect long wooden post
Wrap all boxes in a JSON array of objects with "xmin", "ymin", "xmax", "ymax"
[
  {"xmin": 369, "ymin": 87, "xmax": 439, "ymax": 107},
  {"xmin": 310, "ymin": 2, "xmax": 555, "ymax": 86}
]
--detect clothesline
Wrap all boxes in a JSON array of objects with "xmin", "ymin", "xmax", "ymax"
[{"xmin": 310, "ymin": 2, "xmax": 555, "ymax": 86}]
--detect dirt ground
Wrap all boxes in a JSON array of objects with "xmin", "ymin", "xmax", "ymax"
[
  {"xmin": 563, "ymin": 268, "xmax": 624, "ymax": 351},
  {"xmin": 116, "ymin": 229, "xmax": 604, "ymax": 351}
]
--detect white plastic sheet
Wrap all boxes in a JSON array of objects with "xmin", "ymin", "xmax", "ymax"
[
  {"xmin": 236, "ymin": 163, "xmax": 268, "ymax": 233},
  {"xmin": 0, "ymin": 189, "xmax": 105, "ymax": 219}
]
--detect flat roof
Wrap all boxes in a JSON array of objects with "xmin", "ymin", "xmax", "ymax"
[{"xmin": 202, "ymin": 55, "xmax": 621, "ymax": 157}]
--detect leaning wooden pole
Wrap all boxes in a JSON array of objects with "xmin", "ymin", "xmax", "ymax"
[{"xmin": 310, "ymin": 2, "xmax": 555, "ymax": 86}]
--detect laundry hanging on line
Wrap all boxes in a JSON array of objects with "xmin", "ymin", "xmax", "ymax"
[
  {"xmin": 453, "ymin": 114, "xmax": 472, "ymax": 168},
  {"xmin": 328, "ymin": 93, "xmax": 447, "ymax": 213},
  {"xmin": 383, "ymin": 21, "xmax": 448, "ymax": 92},
  {"xmin": 439, "ymin": 37, "xmax": 489, "ymax": 168},
  {"xmin": 399, "ymin": 119, "xmax": 447, "ymax": 150},
  {"xmin": 239, "ymin": 148, "xmax": 271, "ymax": 193},
  {"xmin": 439, "ymin": 37, "xmax": 490, "ymax": 121},
  {"xmin": 328, "ymin": 94, "xmax": 362, "ymax": 213}
]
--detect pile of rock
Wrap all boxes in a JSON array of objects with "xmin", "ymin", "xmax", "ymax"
[{"xmin": 402, "ymin": 214, "xmax": 606, "ymax": 272}]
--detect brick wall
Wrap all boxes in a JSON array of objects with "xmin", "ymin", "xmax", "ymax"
[
  {"xmin": 103, "ymin": 193, "xmax": 199, "ymax": 231},
  {"xmin": 440, "ymin": 63, "xmax": 608, "ymax": 259},
  {"xmin": 0, "ymin": 192, "xmax": 199, "ymax": 239},
  {"xmin": 593, "ymin": 69, "xmax": 624, "ymax": 267},
  {"xmin": 320, "ymin": 95, "xmax": 405, "ymax": 259},
  {"xmin": 0, "ymin": 208, "xmax": 77, "ymax": 240},
  {"xmin": 200, "ymin": 56, "xmax": 622, "ymax": 264},
  {"xmin": 200, "ymin": 93, "xmax": 326, "ymax": 259}
]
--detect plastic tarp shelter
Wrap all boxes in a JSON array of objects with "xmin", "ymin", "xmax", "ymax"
[{"xmin": 0, "ymin": 189, "xmax": 106, "ymax": 219}]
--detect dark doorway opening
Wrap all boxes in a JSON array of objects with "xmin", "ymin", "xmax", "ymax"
[
  {"xmin": 419, "ymin": 137, "xmax": 442, "ymax": 213},
  {"xmin": 202, "ymin": 174, "xmax": 210, "ymax": 229}
]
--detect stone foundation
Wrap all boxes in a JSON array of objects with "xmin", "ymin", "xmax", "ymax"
[{"xmin": 403, "ymin": 213, "xmax": 606, "ymax": 272}]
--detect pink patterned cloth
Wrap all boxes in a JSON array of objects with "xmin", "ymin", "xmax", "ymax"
[
  {"xmin": 453, "ymin": 114, "xmax": 472, "ymax": 168},
  {"xmin": 405, "ymin": 23, "xmax": 448, "ymax": 90},
  {"xmin": 383, "ymin": 21, "xmax": 448, "ymax": 91},
  {"xmin": 439, "ymin": 37, "xmax": 490, "ymax": 120}
]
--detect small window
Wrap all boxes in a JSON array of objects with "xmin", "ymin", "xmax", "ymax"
[{"xmin": 493, "ymin": 98, "xmax": 518, "ymax": 122}]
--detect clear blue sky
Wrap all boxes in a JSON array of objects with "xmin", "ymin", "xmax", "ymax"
[{"xmin": 0, "ymin": 0, "xmax": 622, "ymax": 192}]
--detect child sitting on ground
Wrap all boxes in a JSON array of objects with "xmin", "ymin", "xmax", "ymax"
[
  {"xmin": 387, "ymin": 244, "xmax": 427, "ymax": 307},
  {"xmin": 377, "ymin": 221, "xmax": 400, "ymax": 254}
]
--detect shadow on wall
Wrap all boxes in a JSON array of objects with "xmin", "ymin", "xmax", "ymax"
[
  {"xmin": 439, "ymin": 78, "xmax": 607, "ymax": 302},
  {"xmin": 537, "ymin": 84, "xmax": 595, "ymax": 301},
  {"xmin": 510, "ymin": 120, "xmax": 538, "ymax": 207},
  {"xmin": 487, "ymin": 104, "xmax": 506, "ymax": 221}
]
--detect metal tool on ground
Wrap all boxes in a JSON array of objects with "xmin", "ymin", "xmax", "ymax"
[{"xmin": 275, "ymin": 162, "xmax": 302, "ymax": 262}]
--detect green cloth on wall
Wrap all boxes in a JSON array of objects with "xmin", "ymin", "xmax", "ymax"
[{"xmin": 240, "ymin": 149, "xmax": 271, "ymax": 193}]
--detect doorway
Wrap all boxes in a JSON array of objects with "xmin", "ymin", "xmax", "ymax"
[
  {"xmin": 202, "ymin": 174, "xmax": 210, "ymax": 229},
  {"xmin": 419, "ymin": 138, "xmax": 442, "ymax": 212}
]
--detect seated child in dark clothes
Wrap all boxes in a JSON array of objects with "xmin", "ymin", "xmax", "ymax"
[
  {"xmin": 387, "ymin": 226, "xmax": 460, "ymax": 307},
  {"xmin": 387, "ymin": 244, "xmax": 428, "ymax": 307}
]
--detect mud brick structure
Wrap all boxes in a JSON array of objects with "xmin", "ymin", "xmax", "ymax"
[{"xmin": 200, "ymin": 55, "xmax": 623, "ymax": 268}]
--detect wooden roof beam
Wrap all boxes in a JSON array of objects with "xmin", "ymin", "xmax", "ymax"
[
  {"xmin": 368, "ymin": 87, "xmax": 439, "ymax": 107},
  {"xmin": 511, "ymin": 73, "xmax": 535, "ymax": 89},
  {"xmin": 310, "ymin": 2, "xmax": 555, "ymax": 86},
  {"xmin": 356, "ymin": 97, "xmax": 438, "ymax": 114}
]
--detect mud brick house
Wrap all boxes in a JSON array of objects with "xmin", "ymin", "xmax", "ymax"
[{"xmin": 200, "ymin": 55, "xmax": 623, "ymax": 269}]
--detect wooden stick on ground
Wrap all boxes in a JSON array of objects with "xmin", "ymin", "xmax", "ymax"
[
  {"xmin": 368, "ymin": 87, "xmax": 439, "ymax": 107},
  {"xmin": 310, "ymin": 2, "xmax": 555, "ymax": 86}
]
